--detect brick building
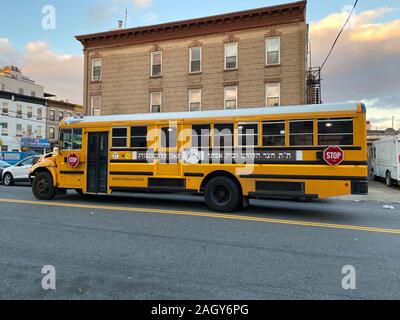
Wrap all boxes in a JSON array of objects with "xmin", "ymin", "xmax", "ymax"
[{"xmin": 76, "ymin": 1, "xmax": 308, "ymax": 116}]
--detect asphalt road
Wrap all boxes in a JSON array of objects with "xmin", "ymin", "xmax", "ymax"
[{"xmin": 0, "ymin": 184, "xmax": 399, "ymax": 300}]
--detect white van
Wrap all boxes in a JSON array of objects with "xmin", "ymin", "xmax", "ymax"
[{"xmin": 370, "ymin": 135, "xmax": 400, "ymax": 186}]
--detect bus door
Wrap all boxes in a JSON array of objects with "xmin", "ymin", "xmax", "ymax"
[
  {"xmin": 156, "ymin": 124, "xmax": 180, "ymax": 176},
  {"xmin": 87, "ymin": 132, "xmax": 109, "ymax": 193}
]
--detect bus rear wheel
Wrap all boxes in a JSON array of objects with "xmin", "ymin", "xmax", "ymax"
[
  {"xmin": 204, "ymin": 176, "xmax": 241, "ymax": 212},
  {"xmin": 386, "ymin": 171, "xmax": 393, "ymax": 187},
  {"xmin": 32, "ymin": 171, "xmax": 56, "ymax": 200}
]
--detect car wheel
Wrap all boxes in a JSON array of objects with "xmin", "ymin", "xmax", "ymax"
[
  {"xmin": 386, "ymin": 171, "xmax": 393, "ymax": 187},
  {"xmin": 204, "ymin": 176, "xmax": 241, "ymax": 212},
  {"xmin": 3, "ymin": 173, "xmax": 14, "ymax": 186},
  {"xmin": 32, "ymin": 171, "xmax": 56, "ymax": 200}
]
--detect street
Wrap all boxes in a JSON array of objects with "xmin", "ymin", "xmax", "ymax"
[{"xmin": 0, "ymin": 182, "xmax": 399, "ymax": 300}]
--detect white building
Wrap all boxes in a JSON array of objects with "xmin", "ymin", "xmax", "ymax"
[{"xmin": 0, "ymin": 66, "xmax": 48, "ymax": 153}]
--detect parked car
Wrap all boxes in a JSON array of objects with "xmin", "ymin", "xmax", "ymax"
[
  {"xmin": 2, "ymin": 155, "xmax": 41, "ymax": 186},
  {"xmin": 0, "ymin": 160, "xmax": 10, "ymax": 182},
  {"xmin": 370, "ymin": 135, "xmax": 400, "ymax": 186}
]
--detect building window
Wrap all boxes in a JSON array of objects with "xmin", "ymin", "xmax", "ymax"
[
  {"xmin": 214, "ymin": 123, "xmax": 234, "ymax": 148},
  {"xmin": 36, "ymin": 126, "xmax": 43, "ymax": 139},
  {"xmin": 131, "ymin": 126, "xmax": 148, "ymax": 148},
  {"xmin": 90, "ymin": 96, "xmax": 101, "ymax": 116},
  {"xmin": 238, "ymin": 123, "xmax": 259, "ymax": 147},
  {"xmin": 16, "ymin": 105, "xmax": 22, "ymax": 118},
  {"xmin": 161, "ymin": 127, "xmax": 177, "ymax": 148},
  {"xmin": 189, "ymin": 47, "xmax": 201, "ymax": 73},
  {"xmin": 91, "ymin": 58, "xmax": 102, "ymax": 82},
  {"xmin": 112, "ymin": 128, "xmax": 128, "ymax": 148},
  {"xmin": 266, "ymin": 36, "xmax": 280, "ymax": 65},
  {"xmin": 31, "ymin": 91, "xmax": 36, "ymax": 97},
  {"xmin": 192, "ymin": 124, "xmax": 211, "ymax": 148},
  {"xmin": 1, "ymin": 145, "xmax": 7, "ymax": 152},
  {"xmin": 37, "ymin": 108, "xmax": 42, "ymax": 120},
  {"xmin": 1, "ymin": 122, "xmax": 8, "ymax": 136},
  {"xmin": 27, "ymin": 125, "xmax": 33, "ymax": 135},
  {"xmin": 189, "ymin": 89, "xmax": 201, "ymax": 111},
  {"xmin": 318, "ymin": 119, "xmax": 354, "ymax": 146},
  {"xmin": 18, "ymin": 88, "xmax": 24, "ymax": 95},
  {"xmin": 266, "ymin": 83, "xmax": 281, "ymax": 107},
  {"xmin": 58, "ymin": 111, "xmax": 64, "ymax": 121},
  {"xmin": 2, "ymin": 103, "xmax": 8, "ymax": 115},
  {"xmin": 225, "ymin": 42, "xmax": 238, "ymax": 70},
  {"xmin": 49, "ymin": 109, "xmax": 55, "ymax": 121},
  {"xmin": 49, "ymin": 127, "xmax": 55, "ymax": 139},
  {"xmin": 150, "ymin": 92, "xmax": 162, "ymax": 113},
  {"xmin": 27, "ymin": 106, "xmax": 32, "ymax": 118},
  {"xmin": 290, "ymin": 120, "xmax": 314, "ymax": 146},
  {"xmin": 16, "ymin": 124, "xmax": 23, "ymax": 137},
  {"xmin": 263, "ymin": 121, "xmax": 286, "ymax": 146},
  {"xmin": 151, "ymin": 51, "xmax": 162, "ymax": 77},
  {"xmin": 224, "ymin": 86, "xmax": 238, "ymax": 109}
]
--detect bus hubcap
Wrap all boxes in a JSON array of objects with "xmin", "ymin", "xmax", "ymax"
[
  {"xmin": 213, "ymin": 185, "xmax": 231, "ymax": 204},
  {"xmin": 37, "ymin": 178, "xmax": 49, "ymax": 194}
]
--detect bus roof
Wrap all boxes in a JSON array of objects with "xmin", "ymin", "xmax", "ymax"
[{"xmin": 64, "ymin": 102, "xmax": 363, "ymax": 125}]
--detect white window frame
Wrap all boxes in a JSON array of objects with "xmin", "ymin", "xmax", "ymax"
[
  {"xmin": 27, "ymin": 106, "xmax": 32, "ymax": 118},
  {"xmin": 189, "ymin": 47, "xmax": 202, "ymax": 74},
  {"xmin": 37, "ymin": 108, "xmax": 43, "ymax": 120},
  {"xmin": 238, "ymin": 122, "xmax": 259, "ymax": 147},
  {"xmin": 58, "ymin": 111, "xmax": 64, "ymax": 121},
  {"xmin": 49, "ymin": 109, "xmax": 55, "ymax": 121},
  {"xmin": 150, "ymin": 92, "xmax": 162, "ymax": 113},
  {"xmin": 224, "ymin": 42, "xmax": 238, "ymax": 70},
  {"xmin": 266, "ymin": 83, "xmax": 281, "ymax": 107},
  {"xmin": 188, "ymin": 89, "xmax": 202, "ymax": 111},
  {"xmin": 91, "ymin": 58, "xmax": 102, "ymax": 82},
  {"xmin": 16, "ymin": 124, "xmax": 23, "ymax": 137},
  {"xmin": 266, "ymin": 36, "xmax": 281, "ymax": 66},
  {"xmin": 151, "ymin": 51, "xmax": 163, "ymax": 77},
  {"xmin": 16, "ymin": 105, "xmax": 22, "ymax": 118},
  {"xmin": 90, "ymin": 96, "xmax": 101, "ymax": 116},
  {"xmin": 224, "ymin": 86, "xmax": 238, "ymax": 110}
]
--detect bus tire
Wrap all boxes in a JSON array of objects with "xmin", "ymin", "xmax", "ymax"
[
  {"xmin": 204, "ymin": 176, "xmax": 241, "ymax": 212},
  {"xmin": 386, "ymin": 171, "xmax": 393, "ymax": 187},
  {"xmin": 32, "ymin": 171, "xmax": 56, "ymax": 200}
]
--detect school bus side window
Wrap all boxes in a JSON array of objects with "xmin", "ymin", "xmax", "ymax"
[
  {"xmin": 192, "ymin": 124, "xmax": 211, "ymax": 148},
  {"xmin": 131, "ymin": 126, "xmax": 147, "ymax": 148},
  {"xmin": 112, "ymin": 128, "xmax": 128, "ymax": 148},
  {"xmin": 289, "ymin": 120, "xmax": 314, "ymax": 146},
  {"xmin": 60, "ymin": 128, "xmax": 82, "ymax": 150},
  {"xmin": 161, "ymin": 127, "xmax": 177, "ymax": 148}
]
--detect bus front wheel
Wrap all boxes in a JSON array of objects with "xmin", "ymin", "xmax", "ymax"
[
  {"xmin": 32, "ymin": 171, "xmax": 56, "ymax": 200},
  {"xmin": 204, "ymin": 176, "xmax": 241, "ymax": 212}
]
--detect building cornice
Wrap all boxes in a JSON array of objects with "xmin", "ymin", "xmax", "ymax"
[{"xmin": 76, "ymin": 1, "xmax": 306, "ymax": 50}]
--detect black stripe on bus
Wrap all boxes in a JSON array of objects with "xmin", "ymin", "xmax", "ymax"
[
  {"xmin": 109, "ymin": 147, "xmax": 362, "ymax": 152},
  {"xmin": 184, "ymin": 173, "xmax": 205, "ymax": 177},
  {"xmin": 110, "ymin": 160, "xmax": 151, "ymax": 163},
  {"xmin": 239, "ymin": 174, "xmax": 368, "ymax": 181},
  {"xmin": 60, "ymin": 171, "xmax": 84, "ymax": 175},
  {"xmin": 110, "ymin": 171, "xmax": 153, "ymax": 176}
]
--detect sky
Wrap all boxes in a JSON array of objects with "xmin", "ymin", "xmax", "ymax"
[{"xmin": 0, "ymin": 0, "xmax": 399, "ymax": 129}]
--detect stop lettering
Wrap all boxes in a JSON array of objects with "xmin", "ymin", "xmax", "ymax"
[
  {"xmin": 323, "ymin": 146, "xmax": 344, "ymax": 166},
  {"xmin": 67, "ymin": 153, "xmax": 80, "ymax": 168}
]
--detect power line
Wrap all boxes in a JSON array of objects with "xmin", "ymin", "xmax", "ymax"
[{"xmin": 319, "ymin": 0, "xmax": 359, "ymax": 74}]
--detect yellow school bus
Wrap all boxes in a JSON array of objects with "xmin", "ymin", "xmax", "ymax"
[{"xmin": 30, "ymin": 102, "xmax": 368, "ymax": 212}]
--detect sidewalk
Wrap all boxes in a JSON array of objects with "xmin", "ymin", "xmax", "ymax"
[{"xmin": 336, "ymin": 179, "xmax": 400, "ymax": 204}]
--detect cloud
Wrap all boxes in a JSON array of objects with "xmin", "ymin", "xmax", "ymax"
[
  {"xmin": 310, "ymin": 7, "xmax": 400, "ymax": 129},
  {"xmin": 0, "ymin": 39, "xmax": 83, "ymax": 104},
  {"xmin": 133, "ymin": 0, "xmax": 153, "ymax": 8},
  {"xmin": 141, "ymin": 12, "xmax": 158, "ymax": 23}
]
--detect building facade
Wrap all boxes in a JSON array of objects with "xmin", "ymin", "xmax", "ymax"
[
  {"xmin": 0, "ymin": 67, "xmax": 48, "ymax": 153},
  {"xmin": 76, "ymin": 1, "xmax": 308, "ymax": 116},
  {"xmin": 46, "ymin": 99, "xmax": 84, "ymax": 147}
]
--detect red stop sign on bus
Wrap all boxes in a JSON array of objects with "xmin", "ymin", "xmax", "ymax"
[
  {"xmin": 67, "ymin": 153, "xmax": 80, "ymax": 168},
  {"xmin": 323, "ymin": 146, "xmax": 344, "ymax": 166}
]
